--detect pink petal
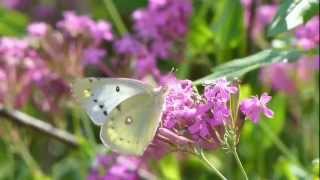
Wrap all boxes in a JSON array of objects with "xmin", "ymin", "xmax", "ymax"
[
  {"xmin": 188, "ymin": 121, "xmax": 201, "ymax": 134},
  {"xmin": 249, "ymin": 110, "xmax": 261, "ymax": 123},
  {"xmin": 260, "ymin": 93, "xmax": 272, "ymax": 104},
  {"xmin": 263, "ymin": 108, "xmax": 274, "ymax": 118}
]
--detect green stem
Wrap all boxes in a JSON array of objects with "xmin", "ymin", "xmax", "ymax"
[
  {"xmin": 260, "ymin": 121, "xmax": 298, "ymax": 163},
  {"xmin": 102, "ymin": 0, "xmax": 128, "ymax": 36},
  {"xmin": 199, "ymin": 149, "xmax": 228, "ymax": 180},
  {"xmin": 79, "ymin": 110, "xmax": 96, "ymax": 145},
  {"xmin": 232, "ymin": 147, "xmax": 248, "ymax": 180}
]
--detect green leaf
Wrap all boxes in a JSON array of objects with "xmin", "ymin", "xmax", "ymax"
[
  {"xmin": 193, "ymin": 49, "xmax": 301, "ymax": 85},
  {"xmin": 211, "ymin": 0, "xmax": 246, "ymax": 62},
  {"xmin": 52, "ymin": 157, "xmax": 88, "ymax": 180},
  {"xmin": 0, "ymin": 7, "xmax": 28, "ymax": 36},
  {"xmin": 212, "ymin": 0, "xmax": 245, "ymax": 49},
  {"xmin": 159, "ymin": 154, "xmax": 181, "ymax": 180},
  {"xmin": 187, "ymin": 1, "xmax": 214, "ymax": 56},
  {"xmin": 0, "ymin": 139, "xmax": 14, "ymax": 179},
  {"xmin": 267, "ymin": 0, "xmax": 319, "ymax": 37}
]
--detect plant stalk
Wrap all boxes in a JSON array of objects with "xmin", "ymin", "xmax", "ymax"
[
  {"xmin": 102, "ymin": 0, "xmax": 128, "ymax": 36},
  {"xmin": 199, "ymin": 149, "xmax": 228, "ymax": 180},
  {"xmin": 232, "ymin": 147, "xmax": 248, "ymax": 180}
]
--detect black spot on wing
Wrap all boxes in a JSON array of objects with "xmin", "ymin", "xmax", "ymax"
[
  {"xmin": 99, "ymin": 104, "xmax": 104, "ymax": 109},
  {"xmin": 116, "ymin": 86, "xmax": 120, "ymax": 92},
  {"xmin": 103, "ymin": 111, "xmax": 108, "ymax": 116}
]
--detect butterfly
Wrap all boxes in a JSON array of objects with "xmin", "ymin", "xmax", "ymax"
[{"xmin": 72, "ymin": 78, "xmax": 167, "ymax": 155}]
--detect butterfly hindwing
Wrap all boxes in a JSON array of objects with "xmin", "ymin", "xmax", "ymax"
[
  {"xmin": 100, "ymin": 91, "xmax": 165, "ymax": 155},
  {"xmin": 72, "ymin": 78, "xmax": 153, "ymax": 125}
]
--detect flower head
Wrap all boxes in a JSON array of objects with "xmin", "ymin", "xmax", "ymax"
[
  {"xmin": 153, "ymin": 77, "xmax": 240, "ymax": 151},
  {"xmin": 295, "ymin": 16, "xmax": 319, "ymax": 50},
  {"xmin": 88, "ymin": 154, "xmax": 150, "ymax": 180},
  {"xmin": 260, "ymin": 63, "xmax": 296, "ymax": 94},
  {"xmin": 240, "ymin": 93, "xmax": 274, "ymax": 123},
  {"xmin": 57, "ymin": 11, "xmax": 113, "ymax": 43},
  {"xmin": 83, "ymin": 47, "xmax": 106, "ymax": 65},
  {"xmin": 28, "ymin": 22, "xmax": 49, "ymax": 37}
]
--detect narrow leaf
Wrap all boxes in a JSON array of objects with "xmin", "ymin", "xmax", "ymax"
[
  {"xmin": 267, "ymin": 0, "xmax": 319, "ymax": 37},
  {"xmin": 193, "ymin": 49, "xmax": 301, "ymax": 85}
]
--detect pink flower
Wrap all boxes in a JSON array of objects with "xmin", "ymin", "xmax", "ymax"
[
  {"xmin": 91, "ymin": 21, "xmax": 113, "ymax": 42},
  {"xmin": 57, "ymin": 11, "xmax": 93, "ymax": 37},
  {"xmin": 83, "ymin": 47, "xmax": 106, "ymax": 65},
  {"xmin": 57, "ymin": 11, "xmax": 113, "ymax": 43},
  {"xmin": 295, "ymin": 16, "xmax": 319, "ymax": 50},
  {"xmin": 88, "ymin": 154, "xmax": 150, "ymax": 180},
  {"xmin": 158, "ymin": 77, "xmax": 238, "ymax": 150},
  {"xmin": 28, "ymin": 22, "xmax": 49, "ymax": 37},
  {"xmin": 260, "ymin": 63, "xmax": 296, "ymax": 94},
  {"xmin": 240, "ymin": 93, "xmax": 274, "ymax": 123}
]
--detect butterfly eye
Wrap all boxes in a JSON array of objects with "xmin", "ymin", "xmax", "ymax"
[{"xmin": 83, "ymin": 89, "xmax": 92, "ymax": 98}]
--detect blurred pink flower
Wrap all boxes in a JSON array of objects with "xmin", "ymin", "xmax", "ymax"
[
  {"xmin": 91, "ymin": 21, "xmax": 113, "ymax": 42},
  {"xmin": 83, "ymin": 47, "xmax": 106, "ymax": 65},
  {"xmin": 28, "ymin": 22, "xmax": 49, "ymax": 37},
  {"xmin": 0, "ymin": 37, "xmax": 67, "ymax": 110},
  {"xmin": 260, "ymin": 63, "xmax": 296, "ymax": 94},
  {"xmin": 57, "ymin": 11, "xmax": 113, "ymax": 43},
  {"xmin": 57, "ymin": 11, "xmax": 93, "ymax": 37},
  {"xmin": 295, "ymin": 16, "xmax": 319, "ymax": 50},
  {"xmin": 253, "ymin": 5, "xmax": 278, "ymax": 38},
  {"xmin": 115, "ymin": 36, "xmax": 143, "ymax": 55},
  {"xmin": 297, "ymin": 56, "xmax": 319, "ymax": 81},
  {"xmin": 88, "ymin": 154, "xmax": 151, "ymax": 180}
]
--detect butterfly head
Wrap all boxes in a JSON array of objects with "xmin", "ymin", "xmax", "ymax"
[{"xmin": 71, "ymin": 78, "xmax": 95, "ymax": 102}]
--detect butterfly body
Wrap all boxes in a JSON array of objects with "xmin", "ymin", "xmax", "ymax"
[{"xmin": 72, "ymin": 78, "xmax": 166, "ymax": 155}]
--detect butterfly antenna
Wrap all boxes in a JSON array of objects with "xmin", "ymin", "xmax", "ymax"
[{"xmin": 169, "ymin": 67, "xmax": 178, "ymax": 75}]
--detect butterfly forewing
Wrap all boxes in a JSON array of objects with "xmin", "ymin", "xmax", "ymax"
[
  {"xmin": 72, "ymin": 78, "xmax": 153, "ymax": 125},
  {"xmin": 100, "ymin": 91, "xmax": 165, "ymax": 155}
]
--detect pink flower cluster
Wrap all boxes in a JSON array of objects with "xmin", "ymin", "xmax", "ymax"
[
  {"xmin": 243, "ymin": 1, "xmax": 319, "ymax": 94},
  {"xmin": 295, "ymin": 16, "xmax": 320, "ymax": 50},
  {"xmin": 88, "ymin": 154, "xmax": 150, "ymax": 180},
  {"xmin": 57, "ymin": 11, "xmax": 113, "ymax": 43},
  {"xmin": 148, "ymin": 77, "xmax": 273, "ymax": 154},
  {"xmin": 115, "ymin": 0, "xmax": 192, "ymax": 79},
  {"xmin": 0, "ymin": 37, "xmax": 69, "ymax": 110},
  {"xmin": 0, "ymin": 0, "xmax": 193, "ymax": 110},
  {"xmin": 0, "ymin": 12, "xmax": 114, "ymax": 111},
  {"xmin": 260, "ymin": 15, "xmax": 319, "ymax": 94},
  {"xmin": 0, "ymin": 0, "xmax": 79, "ymax": 22},
  {"xmin": 241, "ymin": 0, "xmax": 278, "ymax": 40}
]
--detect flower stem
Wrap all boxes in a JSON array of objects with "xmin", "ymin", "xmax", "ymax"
[
  {"xmin": 199, "ymin": 149, "xmax": 228, "ymax": 180},
  {"xmin": 232, "ymin": 147, "xmax": 248, "ymax": 180},
  {"xmin": 102, "ymin": 0, "xmax": 128, "ymax": 36}
]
